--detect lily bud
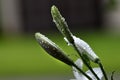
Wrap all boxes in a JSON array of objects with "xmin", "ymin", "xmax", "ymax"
[
  {"xmin": 51, "ymin": 5, "xmax": 74, "ymax": 44},
  {"xmin": 35, "ymin": 33, "xmax": 74, "ymax": 66},
  {"xmin": 73, "ymin": 36, "xmax": 99, "ymax": 63}
]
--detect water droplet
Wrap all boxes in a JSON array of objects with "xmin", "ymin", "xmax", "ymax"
[
  {"xmin": 53, "ymin": 19, "xmax": 56, "ymax": 23},
  {"xmin": 61, "ymin": 29, "xmax": 64, "ymax": 32},
  {"xmin": 61, "ymin": 17, "xmax": 65, "ymax": 22},
  {"xmin": 83, "ymin": 47, "xmax": 86, "ymax": 50},
  {"xmin": 41, "ymin": 40, "xmax": 44, "ymax": 43}
]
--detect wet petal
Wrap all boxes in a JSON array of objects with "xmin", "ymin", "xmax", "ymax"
[
  {"xmin": 74, "ymin": 59, "xmax": 83, "ymax": 69},
  {"xmin": 72, "ymin": 66, "xmax": 88, "ymax": 80},
  {"xmin": 86, "ymin": 67, "xmax": 103, "ymax": 80},
  {"xmin": 73, "ymin": 36, "xmax": 99, "ymax": 63}
]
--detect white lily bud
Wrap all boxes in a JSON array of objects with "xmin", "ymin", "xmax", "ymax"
[{"xmin": 73, "ymin": 36, "xmax": 99, "ymax": 63}]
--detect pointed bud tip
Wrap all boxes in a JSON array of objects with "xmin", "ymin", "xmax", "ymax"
[
  {"xmin": 35, "ymin": 32, "xmax": 41, "ymax": 39},
  {"xmin": 51, "ymin": 5, "xmax": 59, "ymax": 15},
  {"xmin": 35, "ymin": 32, "xmax": 74, "ymax": 66},
  {"xmin": 51, "ymin": 5, "xmax": 57, "ymax": 11},
  {"xmin": 35, "ymin": 32, "xmax": 46, "ymax": 42}
]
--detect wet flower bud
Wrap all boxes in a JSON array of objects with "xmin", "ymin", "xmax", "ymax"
[
  {"xmin": 73, "ymin": 36, "xmax": 99, "ymax": 63},
  {"xmin": 35, "ymin": 33, "xmax": 74, "ymax": 66},
  {"xmin": 51, "ymin": 5, "xmax": 74, "ymax": 44}
]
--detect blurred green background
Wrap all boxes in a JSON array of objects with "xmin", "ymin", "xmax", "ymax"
[
  {"xmin": 0, "ymin": 32, "xmax": 120, "ymax": 78},
  {"xmin": 0, "ymin": 0, "xmax": 120, "ymax": 80}
]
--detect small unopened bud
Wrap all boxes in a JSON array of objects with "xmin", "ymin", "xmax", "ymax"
[
  {"xmin": 35, "ymin": 33, "xmax": 74, "ymax": 66},
  {"xmin": 73, "ymin": 36, "xmax": 99, "ymax": 63},
  {"xmin": 51, "ymin": 5, "xmax": 74, "ymax": 44}
]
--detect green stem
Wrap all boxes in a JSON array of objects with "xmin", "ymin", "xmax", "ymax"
[
  {"xmin": 98, "ymin": 61, "xmax": 108, "ymax": 80},
  {"xmin": 111, "ymin": 71, "xmax": 115, "ymax": 80},
  {"xmin": 51, "ymin": 5, "xmax": 104, "ymax": 80},
  {"xmin": 73, "ymin": 44, "xmax": 100, "ymax": 80},
  {"xmin": 84, "ymin": 60, "xmax": 100, "ymax": 80},
  {"xmin": 73, "ymin": 64, "xmax": 92, "ymax": 80}
]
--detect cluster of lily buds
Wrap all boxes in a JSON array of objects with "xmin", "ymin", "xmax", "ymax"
[
  {"xmin": 51, "ymin": 5, "xmax": 100, "ymax": 63},
  {"xmin": 35, "ymin": 5, "xmax": 109, "ymax": 80}
]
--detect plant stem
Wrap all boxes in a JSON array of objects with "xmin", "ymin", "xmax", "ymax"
[
  {"xmin": 83, "ymin": 60, "xmax": 100, "ymax": 80},
  {"xmin": 73, "ymin": 44, "xmax": 100, "ymax": 80},
  {"xmin": 98, "ymin": 61, "xmax": 108, "ymax": 80},
  {"xmin": 51, "ymin": 5, "xmax": 106, "ymax": 80},
  {"xmin": 111, "ymin": 71, "xmax": 115, "ymax": 80},
  {"xmin": 73, "ymin": 64, "xmax": 92, "ymax": 80}
]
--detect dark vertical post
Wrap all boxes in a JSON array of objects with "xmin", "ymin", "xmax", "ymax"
[
  {"xmin": 0, "ymin": 0, "xmax": 3, "ymax": 38},
  {"xmin": 20, "ymin": 0, "xmax": 104, "ymax": 33},
  {"xmin": 21, "ymin": 0, "xmax": 51, "ymax": 33},
  {"xmin": 93, "ymin": 0, "xmax": 103, "ymax": 30},
  {"xmin": 49, "ymin": 0, "xmax": 69, "ymax": 29}
]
